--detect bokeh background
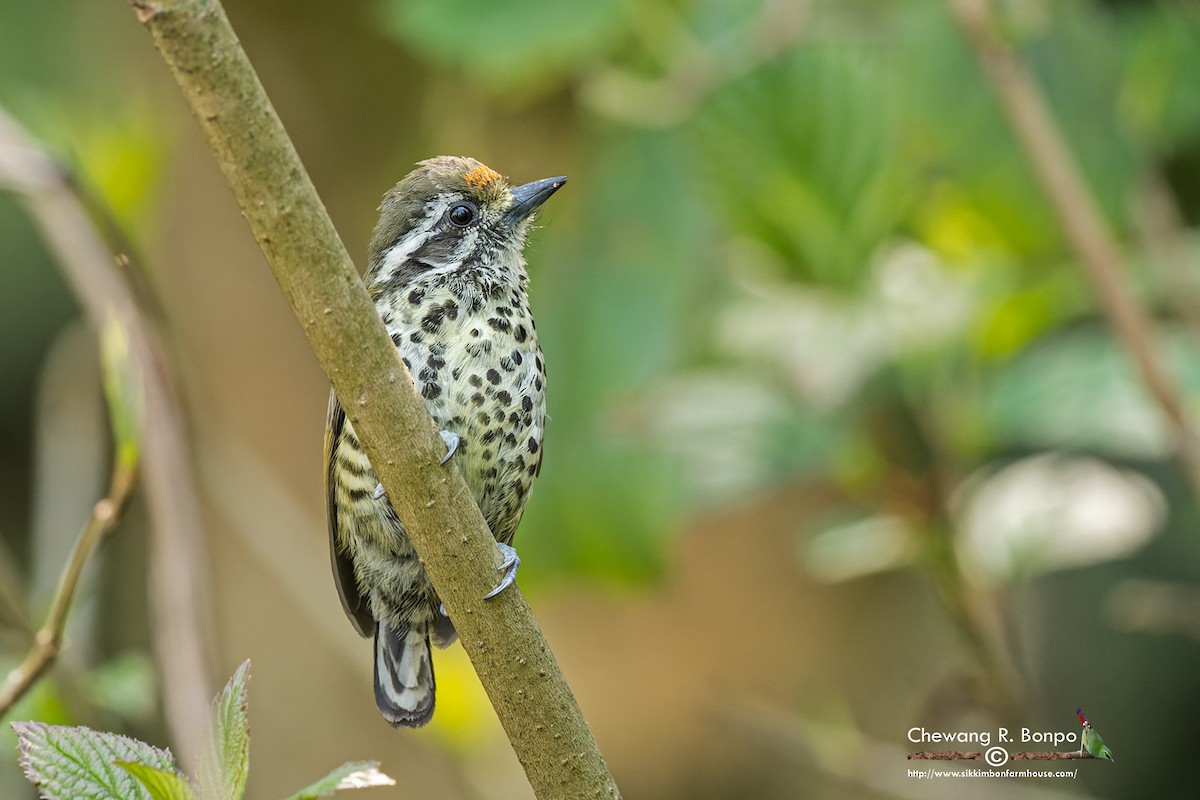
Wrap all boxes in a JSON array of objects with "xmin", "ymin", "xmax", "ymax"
[{"xmin": 3, "ymin": 0, "xmax": 1200, "ymax": 797}]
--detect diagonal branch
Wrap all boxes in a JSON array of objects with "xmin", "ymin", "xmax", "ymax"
[
  {"xmin": 947, "ymin": 0, "xmax": 1200, "ymax": 494},
  {"xmin": 123, "ymin": 1, "xmax": 620, "ymax": 797}
]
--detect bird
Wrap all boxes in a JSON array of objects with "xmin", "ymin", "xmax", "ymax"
[
  {"xmin": 1076, "ymin": 707, "xmax": 1116, "ymax": 763},
  {"xmin": 324, "ymin": 156, "xmax": 565, "ymax": 727}
]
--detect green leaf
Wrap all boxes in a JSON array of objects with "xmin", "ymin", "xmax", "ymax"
[
  {"xmin": 694, "ymin": 46, "xmax": 907, "ymax": 290},
  {"xmin": 116, "ymin": 763, "xmax": 198, "ymax": 800},
  {"xmin": 197, "ymin": 660, "xmax": 251, "ymax": 800},
  {"xmin": 283, "ymin": 761, "xmax": 395, "ymax": 799},
  {"xmin": 378, "ymin": 0, "xmax": 624, "ymax": 92},
  {"xmin": 12, "ymin": 721, "xmax": 176, "ymax": 800}
]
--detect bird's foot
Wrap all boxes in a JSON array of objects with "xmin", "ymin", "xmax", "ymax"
[
  {"xmin": 372, "ymin": 482, "xmax": 386, "ymax": 501},
  {"xmin": 439, "ymin": 430, "xmax": 460, "ymax": 465},
  {"xmin": 483, "ymin": 542, "xmax": 521, "ymax": 600}
]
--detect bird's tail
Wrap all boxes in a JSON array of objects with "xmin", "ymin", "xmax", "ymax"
[{"xmin": 374, "ymin": 622, "xmax": 435, "ymax": 727}]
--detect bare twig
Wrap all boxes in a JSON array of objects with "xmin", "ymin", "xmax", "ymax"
[
  {"xmin": 124, "ymin": 1, "xmax": 620, "ymax": 797},
  {"xmin": 947, "ymin": 0, "xmax": 1200, "ymax": 493},
  {"xmin": 0, "ymin": 464, "xmax": 138, "ymax": 716},
  {"xmin": 0, "ymin": 106, "xmax": 216, "ymax": 764}
]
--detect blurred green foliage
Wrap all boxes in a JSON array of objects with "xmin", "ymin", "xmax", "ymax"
[{"xmin": 4, "ymin": 0, "xmax": 1200, "ymax": 797}]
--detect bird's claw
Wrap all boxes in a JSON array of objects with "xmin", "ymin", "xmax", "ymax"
[
  {"xmin": 439, "ymin": 430, "xmax": 460, "ymax": 465},
  {"xmin": 483, "ymin": 542, "xmax": 520, "ymax": 600},
  {"xmin": 372, "ymin": 482, "xmax": 386, "ymax": 500}
]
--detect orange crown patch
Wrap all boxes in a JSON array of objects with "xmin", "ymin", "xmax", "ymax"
[{"xmin": 464, "ymin": 163, "xmax": 502, "ymax": 189}]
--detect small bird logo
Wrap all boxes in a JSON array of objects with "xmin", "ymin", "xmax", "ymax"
[{"xmin": 1076, "ymin": 707, "xmax": 1116, "ymax": 763}]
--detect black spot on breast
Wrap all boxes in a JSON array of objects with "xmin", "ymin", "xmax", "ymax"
[
  {"xmin": 495, "ymin": 305, "xmax": 512, "ymax": 317},
  {"xmin": 408, "ymin": 288, "xmax": 425, "ymax": 305},
  {"xmin": 494, "ymin": 410, "xmax": 507, "ymax": 424},
  {"xmin": 477, "ymin": 412, "xmax": 491, "ymax": 426},
  {"xmin": 534, "ymin": 377, "xmax": 543, "ymax": 391},
  {"xmin": 514, "ymin": 325, "xmax": 527, "ymax": 343},
  {"xmin": 390, "ymin": 332, "xmax": 403, "ymax": 346},
  {"xmin": 468, "ymin": 296, "xmax": 483, "ymax": 314},
  {"xmin": 409, "ymin": 331, "xmax": 423, "ymax": 344},
  {"xmin": 451, "ymin": 367, "xmax": 462, "ymax": 380},
  {"xmin": 488, "ymin": 317, "xmax": 511, "ymax": 333},
  {"xmin": 419, "ymin": 367, "xmax": 436, "ymax": 382},
  {"xmin": 508, "ymin": 412, "xmax": 520, "ymax": 425},
  {"xmin": 536, "ymin": 356, "xmax": 545, "ymax": 374},
  {"xmin": 482, "ymin": 429, "xmax": 498, "ymax": 444},
  {"xmin": 527, "ymin": 463, "xmax": 538, "ymax": 476},
  {"xmin": 470, "ymin": 328, "xmax": 481, "ymax": 338},
  {"xmin": 504, "ymin": 432, "xmax": 517, "ymax": 445},
  {"xmin": 481, "ymin": 449, "xmax": 493, "ymax": 461},
  {"xmin": 421, "ymin": 306, "xmax": 445, "ymax": 333},
  {"xmin": 443, "ymin": 301, "xmax": 459, "ymax": 321},
  {"xmin": 527, "ymin": 437, "xmax": 539, "ymax": 454},
  {"xmin": 486, "ymin": 369, "xmax": 500, "ymax": 385},
  {"xmin": 511, "ymin": 350, "xmax": 523, "ymax": 365},
  {"xmin": 469, "ymin": 374, "xmax": 483, "ymax": 388},
  {"xmin": 497, "ymin": 390, "xmax": 512, "ymax": 405},
  {"xmin": 427, "ymin": 354, "xmax": 445, "ymax": 371},
  {"xmin": 471, "ymin": 393, "xmax": 484, "ymax": 406},
  {"xmin": 402, "ymin": 357, "xmax": 411, "ymax": 370},
  {"xmin": 499, "ymin": 357, "xmax": 515, "ymax": 371},
  {"xmin": 522, "ymin": 395, "xmax": 533, "ymax": 413},
  {"xmin": 422, "ymin": 382, "xmax": 442, "ymax": 400}
]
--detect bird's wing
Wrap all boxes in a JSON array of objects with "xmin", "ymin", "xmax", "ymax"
[{"xmin": 325, "ymin": 389, "xmax": 375, "ymax": 637}]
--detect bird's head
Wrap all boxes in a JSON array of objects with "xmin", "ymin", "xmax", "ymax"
[{"xmin": 366, "ymin": 156, "xmax": 565, "ymax": 293}]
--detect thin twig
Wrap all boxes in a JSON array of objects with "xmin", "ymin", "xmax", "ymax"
[
  {"xmin": 947, "ymin": 0, "xmax": 1200, "ymax": 494},
  {"xmin": 0, "ymin": 464, "xmax": 138, "ymax": 715},
  {"xmin": 0, "ymin": 106, "xmax": 216, "ymax": 764},
  {"xmin": 125, "ymin": 1, "xmax": 620, "ymax": 797}
]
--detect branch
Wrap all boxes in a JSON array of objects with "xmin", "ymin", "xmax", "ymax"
[
  {"xmin": 0, "ymin": 326, "xmax": 140, "ymax": 717},
  {"xmin": 947, "ymin": 0, "xmax": 1200, "ymax": 494},
  {"xmin": 0, "ymin": 106, "xmax": 217, "ymax": 765},
  {"xmin": 124, "ymin": 1, "xmax": 620, "ymax": 797}
]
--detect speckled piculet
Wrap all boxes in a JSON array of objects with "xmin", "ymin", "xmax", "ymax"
[{"xmin": 325, "ymin": 156, "xmax": 564, "ymax": 727}]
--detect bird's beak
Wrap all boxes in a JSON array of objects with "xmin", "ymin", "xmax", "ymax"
[{"xmin": 504, "ymin": 175, "xmax": 566, "ymax": 227}]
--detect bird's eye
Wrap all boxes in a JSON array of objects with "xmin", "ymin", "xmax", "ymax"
[{"xmin": 448, "ymin": 202, "xmax": 477, "ymax": 228}]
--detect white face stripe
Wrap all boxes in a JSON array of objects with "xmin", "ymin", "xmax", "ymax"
[
  {"xmin": 375, "ymin": 195, "xmax": 498, "ymax": 285},
  {"xmin": 378, "ymin": 227, "xmax": 433, "ymax": 276}
]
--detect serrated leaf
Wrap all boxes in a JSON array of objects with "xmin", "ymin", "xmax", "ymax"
[
  {"xmin": 117, "ymin": 762, "xmax": 198, "ymax": 800},
  {"xmin": 197, "ymin": 660, "xmax": 251, "ymax": 800},
  {"xmin": 283, "ymin": 761, "xmax": 395, "ymax": 799},
  {"xmin": 12, "ymin": 721, "xmax": 176, "ymax": 800}
]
